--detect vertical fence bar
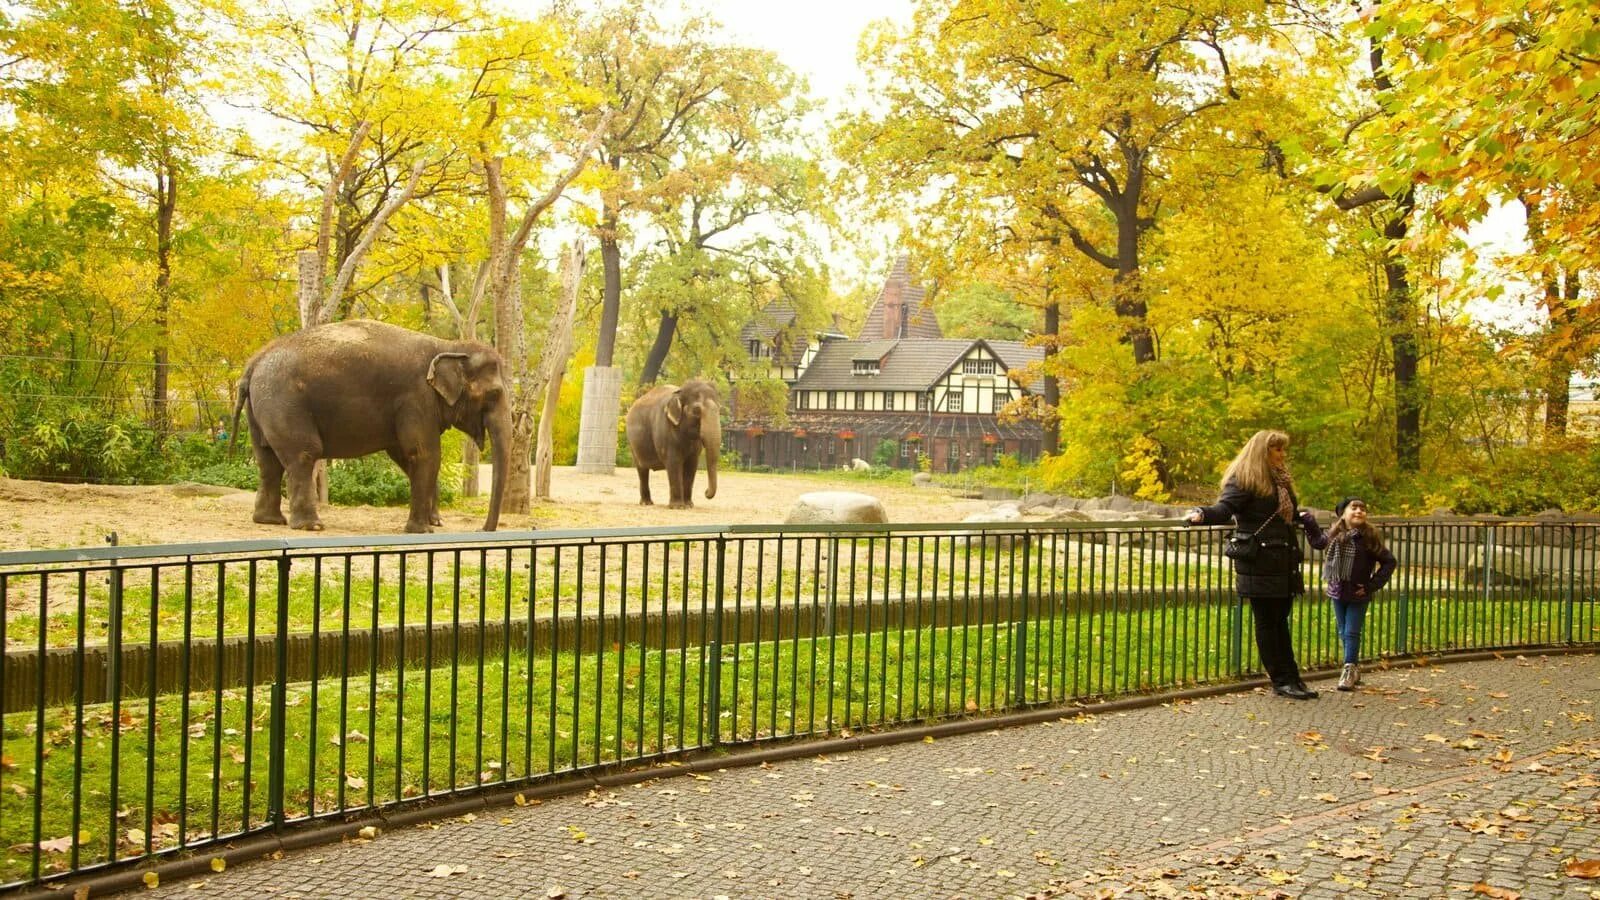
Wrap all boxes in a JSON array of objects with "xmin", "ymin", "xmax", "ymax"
[
  {"xmin": 269, "ymin": 554, "xmax": 290, "ymax": 828},
  {"xmin": 709, "ymin": 537, "xmax": 726, "ymax": 747},
  {"xmin": 1013, "ymin": 533, "xmax": 1030, "ymax": 706}
]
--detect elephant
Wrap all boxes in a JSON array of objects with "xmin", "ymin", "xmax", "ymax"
[
  {"xmin": 624, "ymin": 380, "xmax": 721, "ymax": 508},
  {"xmin": 231, "ymin": 319, "xmax": 509, "ymax": 533}
]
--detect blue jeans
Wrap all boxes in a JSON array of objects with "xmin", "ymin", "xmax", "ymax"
[{"xmin": 1331, "ymin": 597, "xmax": 1369, "ymax": 664}]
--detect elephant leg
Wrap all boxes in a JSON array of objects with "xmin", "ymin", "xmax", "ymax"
[
  {"xmin": 679, "ymin": 453, "xmax": 698, "ymax": 509},
  {"xmin": 636, "ymin": 466, "xmax": 654, "ymax": 506},
  {"xmin": 666, "ymin": 454, "xmax": 686, "ymax": 509},
  {"xmin": 387, "ymin": 449, "xmax": 440, "ymax": 531},
  {"xmin": 283, "ymin": 450, "xmax": 325, "ymax": 531},
  {"xmin": 251, "ymin": 442, "xmax": 288, "ymax": 526}
]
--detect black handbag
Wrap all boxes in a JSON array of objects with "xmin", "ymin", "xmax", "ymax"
[{"xmin": 1223, "ymin": 515, "xmax": 1273, "ymax": 561}]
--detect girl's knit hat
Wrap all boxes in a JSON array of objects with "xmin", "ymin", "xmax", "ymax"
[{"xmin": 1335, "ymin": 497, "xmax": 1364, "ymax": 517}]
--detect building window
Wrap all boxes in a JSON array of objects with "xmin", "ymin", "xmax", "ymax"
[
  {"xmin": 993, "ymin": 389, "xmax": 1010, "ymax": 413},
  {"xmin": 855, "ymin": 390, "xmax": 865, "ymax": 410},
  {"xmin": 917, "ymin": 392, "xmax": 930, "ymax": 411},
  {"xmin": 947, "ymin": 391, "xmax": 963, "ymax": 413},
  {"xmin": 852, "ymin": 360, "xmax": 879, "ymax": 375},
  {"xmin": 796, "ymin": 392, "xmax": 808, "ymax": 410},
  {"xmin": 827, "ymin": 391, "xmax": 837, "ymax": 409},
  {"xmin": 884, "ymin": 392, "xmax": 895, "ymax": 411},
  {"xmin": 962, "ymin": 358, "xmax": 996, "ymax": 375},
  {"xmin": 900, "ymin": 440, "xmax": 915, "ymax": 460}
]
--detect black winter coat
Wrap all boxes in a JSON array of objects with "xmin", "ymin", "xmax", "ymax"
[{"xmin": 1191, "ymin": 478, "xmax": 1309, "ymax": 598}]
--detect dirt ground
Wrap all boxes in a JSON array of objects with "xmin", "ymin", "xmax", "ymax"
[{"xmin": 0, "ymin": 466, "xmax": 992, "ymax": 552}]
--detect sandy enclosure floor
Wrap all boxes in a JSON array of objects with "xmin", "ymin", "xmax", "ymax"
[{"xmin": 0, "ymin": 466, "xmax": 990, "ymax": 552}]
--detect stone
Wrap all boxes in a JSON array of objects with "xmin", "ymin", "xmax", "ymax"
[
  {"xmin": 911, "ymin": 472, "xmax": 934, "ymax": 487},
  {"xmin": 962, "ymin": 507, "xmax": 1021, "ymax": 524},
  {"xmin": 1044, "ymin": 509, "xmax": 1092, "ymax": 522},
  {"xmin": 850, "ymin": 458, "xmax": 872, "ymax": 472},
  {"xmin": 1463, "ymin": 546, "xmax": 1544, "ymax": 587},
  {"xmin": 785, "ymin": 491, "xmax": 888, "ymax": 525},
  {"xmin": 1019, "ymin": 492, "xmax": 1059, "ymax": 513}
]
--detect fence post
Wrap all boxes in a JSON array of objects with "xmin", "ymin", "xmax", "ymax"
[
  {"xmin": 1012, "ymin": 533, "xmax": 1030, "ymax": 707},
  {"xmin": 268, "ymin": 553, "xmax": 292, "ymax": 828},
  {"xmin": 1228, "ymin": 596, "xmax": 1244, "ymax": 676},
  {"xmin": 1564, "ymin": 524, "xmax": 1576, "ymax": 644},
  {"xmin": 708, "ymin": 536, "xmax": 726, "ymax": 747}
]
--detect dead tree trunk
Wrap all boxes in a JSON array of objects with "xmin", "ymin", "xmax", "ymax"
[{"xmin": 536, "ymin": 244, "xmax": 586, "ymax": 499}]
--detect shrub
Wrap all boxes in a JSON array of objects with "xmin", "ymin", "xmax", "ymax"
[
  {"xmin": 872, "ymin": 439, "xmax": 898, "ymax": 468},
  {"xmin": 326, "ymin": 455, "xmax": 459, "ymax": 508},
  {"xmin": 3, "ymin": 407, "xmax": 165, "ymax": 484}
]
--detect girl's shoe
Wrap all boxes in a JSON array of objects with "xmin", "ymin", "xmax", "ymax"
[{"xmin": 1337, "ymin": 664, "xmax": 1357, "ymax": 691}]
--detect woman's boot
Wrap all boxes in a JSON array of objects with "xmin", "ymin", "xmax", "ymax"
[{"xmin": 1337, "ymin": 663, "xmax": 1357, "ymax": 692}]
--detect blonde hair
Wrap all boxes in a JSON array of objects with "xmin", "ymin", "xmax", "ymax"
[{"xmin": 1219, "ymin": 430, "xmax": 1290, "ymax": 496}]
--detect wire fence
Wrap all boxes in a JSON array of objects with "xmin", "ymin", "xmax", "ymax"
[{"xmin": 0, "ymin": 517, "xmax": 1594, "ymax": 890}]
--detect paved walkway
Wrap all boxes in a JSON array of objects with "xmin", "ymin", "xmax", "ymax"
[{"xmin": 148, "ymin": 653, "xmax": 1599, "ymax": 899}]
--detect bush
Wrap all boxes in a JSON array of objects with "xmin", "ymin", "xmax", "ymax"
[
  {"xmin": 872, "ymin": 439, "xmax": 898, "ymax": 468},
  {"xmin": 327, "ymin": 454, "xmax": 459, "ymax": 508},
  {"xmin": 3, "ymin": 407, "xmax": 166, "ymax": 484}
]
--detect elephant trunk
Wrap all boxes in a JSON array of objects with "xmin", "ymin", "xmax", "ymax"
[
  {"xmin": 483, "ymin": 403, "xmax": 510, "ymax": 531},
  {"xmin": 701, "ymin": 401, "xmax": 720, "ymax": 500}
]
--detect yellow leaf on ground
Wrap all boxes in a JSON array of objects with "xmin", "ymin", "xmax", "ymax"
[
  {"xmin": 210, "ymin": 857, "xmax": 226, "ymax": 872},
  {"xmin": 1470, "ymin": 882, "xmax": 1519, "ymax": 899},
  {"xmin": 142, "ymin": 872, "xmax": 159, "ymax": 889}
]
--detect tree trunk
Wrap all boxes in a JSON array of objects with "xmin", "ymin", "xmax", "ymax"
[
  {"xmin": 638, "ymin": 309, "xmax": 678, "ymax": 386},
  {"xmin": 536, "ymin": 245, "xmax": 586, "ymax": 499},
  {"xmin": 1383, "ymin": 191, "xmax": 1421, "ymax": 472},
  {"xmin": 1042, "ymin": 301, "xmax": 1060, "ymax": 455},
  {"xmin": 151, "ymin": 162, "xmax": 176, "ymax": 440},
  {"xmin": 594, "ymin": 202, "xmax": 623, "ymax": 367},
  {"xmin": 1115, "ymin": 203, "xmax": 1155, "ymax": 365}
]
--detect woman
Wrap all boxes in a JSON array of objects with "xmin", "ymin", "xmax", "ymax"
[
  {"xmin": 1187, "ymin": 430, "xmax": 1323, "ymax": 699},
  {"xmin": 1307, "ymin": 497, "xmax": 1397, "ymax": 691}
]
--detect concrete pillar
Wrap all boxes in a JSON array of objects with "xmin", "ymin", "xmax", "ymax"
[{"xmin": 574, "ymin": 365, "xmax": 622, "ymax": 474}]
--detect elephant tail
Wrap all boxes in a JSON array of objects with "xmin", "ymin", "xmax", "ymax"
[{"xmin": 229, "ymin": 361, "xmax": 252, "ymax": 457}]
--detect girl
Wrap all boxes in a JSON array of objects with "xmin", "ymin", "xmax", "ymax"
[{"xmin": 1308, "ymin": 497, "xmax": 1397, "ymax": 690}]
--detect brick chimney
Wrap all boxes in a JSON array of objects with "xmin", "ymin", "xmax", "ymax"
[{"xmin": 882, "ymin": 280, "xmax": 903, "ymax": 339}]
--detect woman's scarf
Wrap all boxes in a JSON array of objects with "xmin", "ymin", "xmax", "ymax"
[
  {"xmin": 1269, "ymin": 463, "xmax": 1295, "ymax": 523},
  {"xmin": 1323, "ymin": 529, "xmax": 1358, "ymax": 585}
]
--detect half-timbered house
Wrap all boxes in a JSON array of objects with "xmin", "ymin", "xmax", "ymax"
[{"xmin": 729, "ymin": 257, "xmax": 1045, "ymax": 472}]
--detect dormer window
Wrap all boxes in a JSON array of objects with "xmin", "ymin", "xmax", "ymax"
[
  {"xmin": 853, "ymin": 360, "xmax": 880, "ymax": 376},
  {"xmin": 962, "ymin": 358, "xmax": 996, "ymax": 375}
]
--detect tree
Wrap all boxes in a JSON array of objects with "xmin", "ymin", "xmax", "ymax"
[
  {"xmin": 1, "ymin": 0, "xmax": 210, "ymax": 438},
  {"xmin": 842, "ymin": 0, "xmax": 1282, "ymax": 368}
]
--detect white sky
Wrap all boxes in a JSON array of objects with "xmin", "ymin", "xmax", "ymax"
[{"xmin": 700, "ymin": 0, "xmax": 914, "ymax": 113}]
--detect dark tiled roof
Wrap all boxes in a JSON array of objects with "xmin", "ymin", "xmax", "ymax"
[
  {"xmin": 858, "ymin": 255, "xmax": 942, "ymax": 341},
  {"xmin": 850, "ymin": 340, "xmax": 898, "ymax": 361},
  {"xmin": 794, "ymin": 339, "xmax": 1044, "ymax": 392}
]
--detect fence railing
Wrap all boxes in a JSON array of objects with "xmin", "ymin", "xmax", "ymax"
[{"xmin": 0, "ymin": 517, "xmax": 1595, "ymax": 890}]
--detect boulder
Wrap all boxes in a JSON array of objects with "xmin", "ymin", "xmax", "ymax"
[
  {"xmin": 1463, "ymin": 546, "xmax": 1544, "ymax": 587},
  {"xmin": 785, "ymin": 491, "xmax": 888, "ymax": 525},
  {"xmin": 1019, "ymin": 492, "xmax": 1059, "ymax": 513},
  {"xmin": 1044, "ymin": 509, "xmax": 1092, "ymax": 523},
  {"xmin": 912, "ymin": 472, "xmax": 934, "ymax": 487},
  {"xmin": 851, "ymin": 458, "xmax": 872, "ymax": 472},
  {"xmin": 962, "ymin": 507, "xmax": 1021, "ymax": 524}
]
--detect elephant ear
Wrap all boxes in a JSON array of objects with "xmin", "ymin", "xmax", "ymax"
[
  {"xmin": 427, "ymin": 353, "xmax": 471, "ymax": 405},
  {"xmin": 664, "ymin": 390, "xmax": 684, "ymax": 427}
]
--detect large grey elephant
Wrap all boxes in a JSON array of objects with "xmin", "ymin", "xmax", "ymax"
[
  {"xmin": 624, "ymin": 380, "xmax": 721, "ymax": 508},
  {"xmin": 231, "ymin": 319, "xmax": 509, "ymax": 533}
]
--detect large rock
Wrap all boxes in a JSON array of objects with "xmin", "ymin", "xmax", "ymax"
[
  {"xmin": 1463, "ymin": 546, "xmax": 1544, "ymax": 587},
  {"xmin": 785, "ymin": 491, "xmax": 888, "ymax": 525},
  {"xmin": 911, "ymin": 472, "xmax": 934, "ymax": 488},
  {"xmin": 850, "ymin": 458, "xmax": 872, "ymax": 472},
  {"xmin": 1019, "ymin": 492, "xmax": 1059, "ymax": 513}
]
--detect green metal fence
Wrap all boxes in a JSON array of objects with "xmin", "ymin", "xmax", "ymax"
[{"xmin": 0, "ymin": 517, "xmax": 1595, "ymax": 890}]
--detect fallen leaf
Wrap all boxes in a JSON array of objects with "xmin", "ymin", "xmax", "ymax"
[
  {"xmin": 210, "ymin": 857, "xmax": 226, "ymax": 872},
  {"xmin": 1470, "ymin": 882, "xmax": 1519, "ymax": 899},
  {"xmin": 1488, "ymin": 691, "xmax": 1509, "ymax": 699},
  {"xmin": 142, "ymin": 872, "xmax": 159, "ymax": 889},
  {"xmin": 1566, "ymin": 858, "xmax": 1600, "ymax": 878},
  {"xmin": 426, "ymin": 864, "xmax": 468, "ymax": 878},
  {"xmin": 1422, "ymin": 733, "xmax": 1448, "ymax": 744},
  {"xmin": 37, "ymin": 835, "xmax": 74, "ymax": 854},
  {"xmin": 1351, "ymin": 771, "xmax": 1373, "ymax": 781},
  {"xmin": 346, "ymin": 774, "xmax": 365, "ymax": 790},
  {"xmin": 358, "ymin": 826, "xmax": 379, "ymax": 840},
  {"xmin": 546, "ymin": 887, "xmax": 565, "ymax": 898},
  {"xmin": 1314, "ymin": 793, "xmax": 1339, "ymax": 803}
]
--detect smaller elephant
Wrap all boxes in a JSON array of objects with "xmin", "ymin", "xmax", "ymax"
[{"xmin": 624, "ymin": 380, "xmax": 721, "ymax": 508}]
